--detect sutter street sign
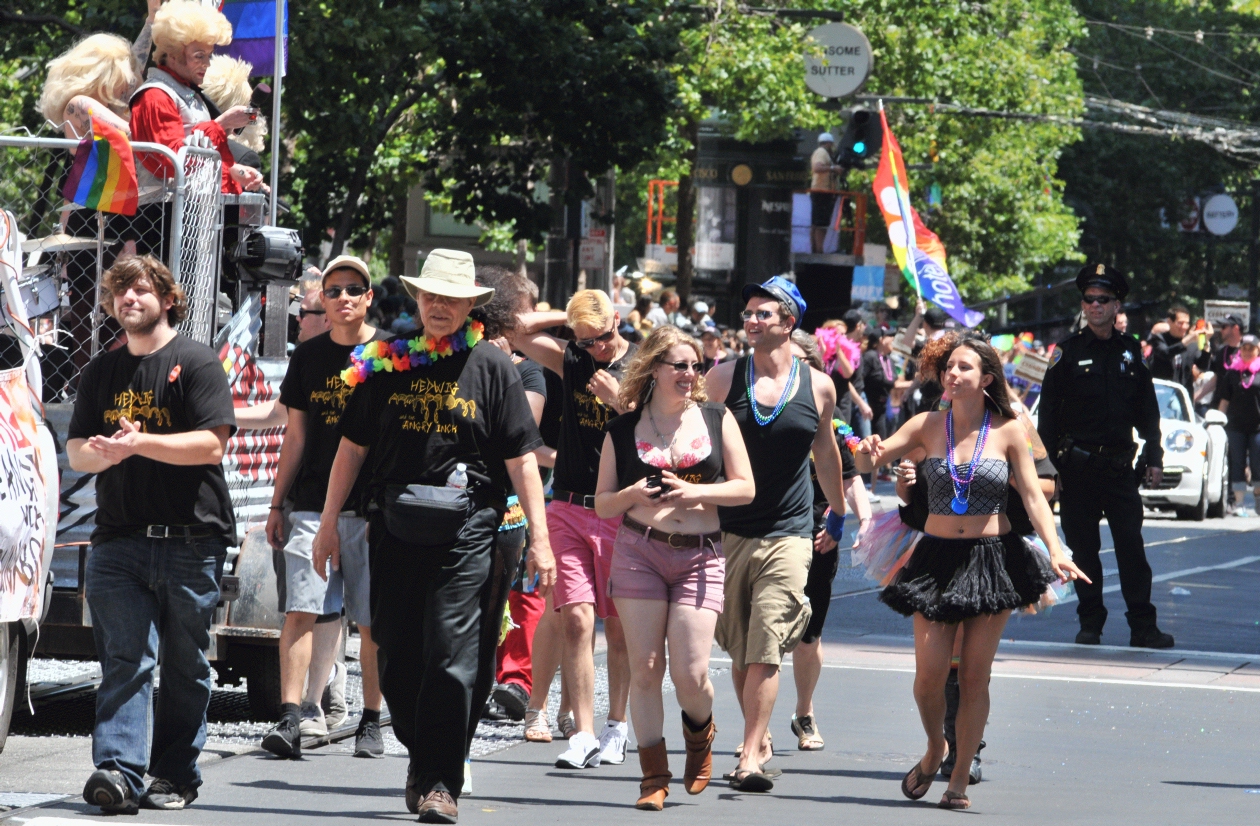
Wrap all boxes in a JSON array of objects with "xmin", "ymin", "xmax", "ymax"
[{"xmin": 803, "ymin": 22, "xmax": 873, "ymax": 99}]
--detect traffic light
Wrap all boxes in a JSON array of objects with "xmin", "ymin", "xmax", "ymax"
[{"xmin": 836, "ymin": 108, "xmax": 882, "ymax": 169}]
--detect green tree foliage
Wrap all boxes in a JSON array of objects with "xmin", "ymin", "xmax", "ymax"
[
  {"xmin": 1060, "ymin": 0, "xmax": 1260, "ymax": 317},
  {"xmin": 621, "ymin": 0, "xmax": 1086, "ymax": 307}
]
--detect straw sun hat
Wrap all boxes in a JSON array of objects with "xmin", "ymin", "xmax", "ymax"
[{"xmin": 399, "ymin": 249, "xmax": 495, "ymax": 307}]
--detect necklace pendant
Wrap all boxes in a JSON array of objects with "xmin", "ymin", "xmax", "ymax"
[{"xmin": 950, "ymin": 496, "xmax": 969, "ymax": 515}]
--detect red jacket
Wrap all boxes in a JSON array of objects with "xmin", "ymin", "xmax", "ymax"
[{"xmin": 130, "ymin": 87, "xmax": 241, "ymax": 194}]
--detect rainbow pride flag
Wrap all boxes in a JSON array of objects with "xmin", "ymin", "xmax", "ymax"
[
  {"xmin": 873, "ymin": 106, "xmax": 982, "ymax": 328},
  {"xmin": 61, "ymin": 115, "xmax": 138, "ymax": 216},
  {"xmin": 218, "ymin": 0, "xmax": 288, "ymax": 77}
]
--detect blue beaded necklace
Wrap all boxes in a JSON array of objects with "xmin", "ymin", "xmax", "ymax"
[
  {"xmin": 944, "ymin": 408, "xmax": 992, "ymax": 515},
  {"xmin": 747, "ymin": 355, "xmax": 800, "ymax": 426}
]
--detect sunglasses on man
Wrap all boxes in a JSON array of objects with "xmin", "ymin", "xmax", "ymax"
[
  {"xmin": 323, "ymin": 285, "xmax": 370, "ymax": 299},
  {"xmin": 575, "ymin": 329, "xmax": 615, "ymax": 349},
  {"xmin": 741, "ymin": 309, "xmax": 780, "ymax": 323},
  {"xmin": 1082, "ymin": 294, "xmax": 1116, "ymax": 305},
  {"xmin": 298, "ymin": 308, "xmax": 326, "ymax": 320}
]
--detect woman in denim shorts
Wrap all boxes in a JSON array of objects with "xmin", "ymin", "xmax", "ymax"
[{"xmin": 594, "ymin": 326, "xmax": 756, "ymax": 811}]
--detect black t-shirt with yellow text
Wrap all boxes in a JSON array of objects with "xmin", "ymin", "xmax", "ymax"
[
  {"xmin": 279, "ymin": 329, "xmax": 389, "ymax": 513},
  {"xmin": 68, "ymin": 333, "xmax": 237, "ymax": 544},
  {"xmin": 337, "ymin": 339, "xmax": 543, "ymax": 507}
]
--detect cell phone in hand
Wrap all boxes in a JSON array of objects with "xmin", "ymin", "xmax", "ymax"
[{"xmin": 645, "ymin": 472, "xmax": 665, "ymax": 499}]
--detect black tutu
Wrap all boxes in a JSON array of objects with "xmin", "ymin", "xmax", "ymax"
[{"xmin": 879, "ymin": 532, "xmax": 1058, "ymax": 623}]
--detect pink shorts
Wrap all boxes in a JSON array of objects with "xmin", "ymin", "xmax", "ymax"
[
  {"xmin": 609, "ymin": 524, "xmax": 725, "ymax": 614},
  {"xmin": 549, "ymin": 500, "xmax": 621, "ymax": 618}
]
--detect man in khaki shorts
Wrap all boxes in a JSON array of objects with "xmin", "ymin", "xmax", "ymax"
[{"xmin": 704, "ymin": 277, "xmax": 847, "ymax": 793}]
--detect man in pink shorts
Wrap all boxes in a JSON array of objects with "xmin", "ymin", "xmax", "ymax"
[{"xmin": 514, "ymin": 290, "xmax": 637, "ymax": 769}]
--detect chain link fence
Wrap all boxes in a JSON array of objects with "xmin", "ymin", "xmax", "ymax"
[{"xmin": 0, "ymin": 131, "xmax": 223, "ymax": 404}]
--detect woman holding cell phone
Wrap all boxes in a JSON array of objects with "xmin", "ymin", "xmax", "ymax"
[
  {"xmin": 854, "ymin": 333, "xmax": 1088, "ymax": 811},
  {"xmin": 594, "ymin": 326, "xmax": 755, "ymax": 811}
]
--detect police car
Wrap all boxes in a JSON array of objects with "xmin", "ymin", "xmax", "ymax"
[
  {"xmin": 1135, "ymin": 379, "xmax": 1230, "ymax": 520},
  {"xmin": 1029, "ymin": 378, "xmax": 1229, "ymax": 520}
]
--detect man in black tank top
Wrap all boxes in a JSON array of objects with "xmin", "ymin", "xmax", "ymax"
[
  {"xmin": 704, "ymin": 277, "xmax": 848, "ymax": 790},
  {"xmin": 513, "ymin": 290, "xmax": 637, "ymax": 768}
]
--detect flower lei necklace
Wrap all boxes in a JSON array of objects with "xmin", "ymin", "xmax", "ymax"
[
  {"xmin": 341, "ymin": 320, "xmax": 485, "ymax": 387},
  {"xmin": 944, "ymin": 408, "xmax": 992, "ymax": 515},
  {"xmin": 832, "ymin": 418, "xmax": 860, "ymax": 452},
  {"xmin": 747, "ymin": 355, "xmax": 800, "ymax": 426}
]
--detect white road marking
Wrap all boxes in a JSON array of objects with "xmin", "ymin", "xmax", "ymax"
[
  {"xmin": 1055, "ymin": 554, "xmax": 1260, "ymax": 605},
  {"xmin": 710, "ymin": 657, "xmax": 1260, "ymax": 693}
]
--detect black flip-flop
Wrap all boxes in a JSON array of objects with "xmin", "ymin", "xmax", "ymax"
[{"xmin": 729, "ymin": 769, "xmax": 775, "ymax": 793}]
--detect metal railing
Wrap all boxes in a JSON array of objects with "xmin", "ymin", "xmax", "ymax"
[{"xmin": 0, "ymin": 132, "xmax": 223, "ymax": 402}]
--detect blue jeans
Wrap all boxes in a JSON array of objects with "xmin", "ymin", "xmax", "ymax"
[{"xmin": 85, "ymin": 534, "xmax": 227, "ymax": 797}]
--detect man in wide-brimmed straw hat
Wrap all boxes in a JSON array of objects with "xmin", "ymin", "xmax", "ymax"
[{"xmin": 314, "ymin": 248, "xmax": 555, "ymax": 824}]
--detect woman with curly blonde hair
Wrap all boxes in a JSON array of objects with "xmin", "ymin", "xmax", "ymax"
[{"xmin": 594, "ymin": 325, "xmax": 756, "ymax": 811}]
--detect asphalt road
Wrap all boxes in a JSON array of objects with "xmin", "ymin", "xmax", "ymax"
[
  {"xmin": 826, "ymin": 491, "xmax": 1260, "ymax": 654},
  {"xmin": 3, "ymin": 488, "xmax": 1259, "ymax": 823}
]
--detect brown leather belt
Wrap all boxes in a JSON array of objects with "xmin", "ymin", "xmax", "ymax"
[{"xmin": 621, "ymin": 515, "xmax": 721, "ymax": 550}]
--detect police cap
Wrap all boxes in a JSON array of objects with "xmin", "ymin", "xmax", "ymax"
[{"xmin": 1076, "ymin": 263, "xmax": 1129, "ymax": 300}]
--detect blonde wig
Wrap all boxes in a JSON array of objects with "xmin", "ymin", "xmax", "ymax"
[
  {"xmin": 201, "ymin": 55, "xmax": 268, "ymax": 151},
  {"xmin": 38, "ymin": 33, "xmax": 136, "ymax": 123},
  {"xmin": 566, "ymin": 289, "xmax": 615, "ymax": 332},
  {"xmin": 152, "ymin": 0, "xmax": 233, "ymax": 66},
  {"xmin": 618, "ymin": 325, "xmax": 707, "ymax": 411}
]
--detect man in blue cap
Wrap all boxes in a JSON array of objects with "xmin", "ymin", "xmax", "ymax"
[{"xmin": 704, "ymin": 276, "xmax": 848, "ymax": 792}]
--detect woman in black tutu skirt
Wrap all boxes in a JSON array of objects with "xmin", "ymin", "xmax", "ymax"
[{"xmin": 854, "ymin": 335, "xmax": 1089, "ymax": 810}]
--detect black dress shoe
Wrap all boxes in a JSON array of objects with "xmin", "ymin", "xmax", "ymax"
[
  {"xmin": 1075, "ymin": 629, "xmax": 1102, "ymax": 645},
  {"xmin": 1130, "ymin": 629, "xmax": 1175, "ymax": 649}
]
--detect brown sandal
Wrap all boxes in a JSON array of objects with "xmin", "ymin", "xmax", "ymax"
[
  {"xmin": 938, "ymin": 790, "xmax": 971, "ymax": 810},
  {"xmin": 900, "ymin": 761, "xmax": 935, "ymax": 800}
]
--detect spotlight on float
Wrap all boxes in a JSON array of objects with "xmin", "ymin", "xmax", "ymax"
[{"xmin": 227, "ymin": 226, "xmax": 304, "ymax": 283}]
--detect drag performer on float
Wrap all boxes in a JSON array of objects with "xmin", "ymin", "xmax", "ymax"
[
  {"xmin": 854, "ymin": 334, "xmax": 1088, "ymax": 811},
  {"xmin": 130, "ymin": 0, "xmax": 262, "ymax": 197}
]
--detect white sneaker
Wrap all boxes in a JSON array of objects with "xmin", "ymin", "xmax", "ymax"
[
  {"xmin": 298, "ymin": 701, "xmax": 328, "ymax": 737},
  {"xmin": 462, "ymin": 758, "xmax": 472, "ymax": 796},
  {"xmin": 597, "ymin": 720, "xmax": 628, "ymax": 765},
  {"xmin": 555, "ymin": 730, "xmax": 601, "ymax": 768}
]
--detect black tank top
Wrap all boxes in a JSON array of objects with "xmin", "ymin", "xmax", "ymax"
[
  {"xmin": 607, "ymin": 403, "xmax": 726, "ymax": 491},
  {"xmin": 554, "ymin": 340, "xmax": 637, "ymax": 495},
  {"xmin": 719, "ymin": 355, "xmax": 819, "ymax": 538}
]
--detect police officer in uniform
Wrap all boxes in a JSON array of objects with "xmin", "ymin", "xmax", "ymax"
[{"xmin": 1037, "ymin": 264, "xmax": 1175, "ymax": 649}]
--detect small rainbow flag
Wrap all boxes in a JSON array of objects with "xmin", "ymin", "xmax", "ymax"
[{"xmin": 61, "ymin": 115, "xmax": 139, "ymax": 216}]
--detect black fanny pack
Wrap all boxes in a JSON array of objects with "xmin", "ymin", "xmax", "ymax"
[{"xmin": 381, "ymin": 484, "xmax": 471, "ymax": 546}]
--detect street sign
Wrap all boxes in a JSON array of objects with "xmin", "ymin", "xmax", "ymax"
[
  {"xmin": 1202, "ymin": 194, "xmax": 1239, "ymax": 236},
  {"xmin": 1205, "ymin": 299, "xmax": 1249, "ymax": 326},
  {"xmin": 803, "ymin": 23, "xmax": 873, "ymax": 99}
]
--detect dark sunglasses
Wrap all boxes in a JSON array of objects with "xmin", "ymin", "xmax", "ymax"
[
  {"xmin": 323, "ymin": 285, "xmax": 370, "ymax": 299},
  {"xmin": 741, "ymin": 309, "xmax": 779, "ymax": 323},
  {"xmin": 298, "ymin": 308, "xmax": 326, "ymax": 320},
  {"xmin": 663, "ymin": 360, "xmax": 702, "ymax": 373},
  {"xmin": 1082, "ymin": 294, "xmax": 1116, "ymax": 305},
  {"xmin": 575, "ymin": 330, "xmax": 615, "ymax": 349}
]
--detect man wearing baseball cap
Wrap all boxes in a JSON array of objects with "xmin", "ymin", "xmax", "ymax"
[
  {"xmin": 260, "ymin": 255, "xmax": 388, "ymax": 760},
  {"xmin": 313, "ymin": 248, "xmax": 555, "ymax": 822},
  {"xmin": 704, "ymin": 276, "xmax": 848, "ymax": 791},
  {"xmin": 1208, "ymin": 314, "xmax": 1246, "ymax": 408},
  {"xmin": 810, "ymin": 133, "xmax": 842, "ymax": 252},
  {"xmin": 1038, "ymin": 263, "xmax": 1172, "ymax": 649}
]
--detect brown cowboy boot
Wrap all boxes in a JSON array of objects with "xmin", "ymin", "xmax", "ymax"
[
  {"xmin": 635, "ymin": 739, "xmax": 672, "ymax": 811},
  {"xmin": 681, "ymin": 713, "xmax": 715, "ymax": 794}
]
